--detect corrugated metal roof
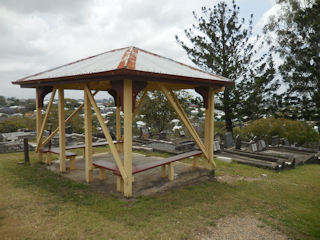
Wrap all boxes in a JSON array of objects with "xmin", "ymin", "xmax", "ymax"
[{"xmin": 14, "ymin": 46, "xmax": 231, "ymax": 84}]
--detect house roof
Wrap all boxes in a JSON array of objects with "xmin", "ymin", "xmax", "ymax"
[{"xmin": 12, "ymin": 46, "xmax": 233, "ymax": 88}]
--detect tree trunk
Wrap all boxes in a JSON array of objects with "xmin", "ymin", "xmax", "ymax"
[{"xmin": 223, "ymin": 87, "xmax": 233, "ymax": 134}]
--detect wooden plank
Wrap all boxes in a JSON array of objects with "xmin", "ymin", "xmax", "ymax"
[
  {"xmin": 36, "ymin": 88, "xmax": 43, "ymax": 162},
  {"xmin": 123, "ymin": 79, "xmax": 133, "ymax": 198},
  {"xmin": 58, "ymin": 88, "xmax": 66, "ymax": 172},
  {"xmin": 35, "ymin": 87, "xmax": 57, "ymax": 152},
  {"xmin": 84, "ymin": 85, "xmax": 128, "ymax": 181},
  {"xmin": 132, "ymin": 87, "xmax": 148, "ymax": 120},
  {"xmin": 40, "ymin": 91, "xmax": 98, "ymax": 148},
  {"xmin": 84, "ymin": 88, "xmax": 93, "ymax": 183},
  {"xmin": 158, "ymin": 84, "xmax": 209, "ymax": 160}
]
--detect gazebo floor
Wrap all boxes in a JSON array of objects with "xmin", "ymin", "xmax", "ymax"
[{"xmin": 46, "ymin": 152, "xmax": 214, "ymax": 197}]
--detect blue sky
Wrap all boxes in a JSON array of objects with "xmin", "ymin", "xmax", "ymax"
[{"xmin": 0, "ymin": 0, "xmax": 277, "ymax": 99}]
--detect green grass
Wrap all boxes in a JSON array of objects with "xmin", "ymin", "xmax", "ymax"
[{"xmin": 0, "ymin": 150, "xmax": 319, "ymax": 239}]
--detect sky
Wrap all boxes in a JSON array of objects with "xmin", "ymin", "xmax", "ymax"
[{"xmin": 0, "ymin": 0, "xmax": 278, "ymax": 100}]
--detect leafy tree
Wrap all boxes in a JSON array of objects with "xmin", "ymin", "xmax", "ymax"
[
  {"xmin": 176, "ymin": 0, "xmax": 278, "ymax": 132},
  {"xmin": 0, "ymin": 116, "xmax": 35, "ymax": 133},
  {"xmin": 139, "ymin": 90, "xmax": 191, "ymax": 134},
  {"xmin": 264, "ymin": 0, "xmax": 320, "ymax": 121}
]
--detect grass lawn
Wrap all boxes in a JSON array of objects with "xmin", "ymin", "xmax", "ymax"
[{"xmin": 0, "ymin": 150, "xmax": 319, "ymax": 239}]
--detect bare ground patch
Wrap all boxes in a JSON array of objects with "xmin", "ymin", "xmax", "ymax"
[{"xmin": 194, "ymin": 215, "xmax": 288, "ymax": 240}]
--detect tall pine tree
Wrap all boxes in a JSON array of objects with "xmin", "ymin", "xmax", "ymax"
[
  {"xmin": 264, "ymin": 0, "xmax": 320, "ymax": 121},
  {"xmin": 176, "ymin": 0, "xmax": 278, "ymax": 132}
]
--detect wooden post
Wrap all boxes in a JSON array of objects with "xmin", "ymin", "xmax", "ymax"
[
  {"xmin": 116, "ymin": 96, "xmax": 122, "ymax": 153},
  {"xmin": 99, "ymin": 169, "xmax": 106, "ymax": 180},
  {"xmin": 117, "ymin": 176, "xmax": 124, "ymax": 192},
  {"xmin": 161, "ymin": 165, "xmax": 166, "ymax": 178},
  {"xmin": 193, "ymin": 155, "xmax": 199, "ymax": 167},
  {"xmin": 70, "ymin": 156, "xmax": 76, "ymax": 170},
  {"xmin": 36, "ymin": 89, "xmax": 43, "ymax": 162},
  {"xmin": 46, "ymin": 152, "xmax": 52, "ymax": 165},
  {"xmin": 58, "ymin": 88, "xmax": 66, "ymax": 172},
  {"xmin": 168, "ymin": 163, "xmax": 174, "ymax": 181},
  {"xmin": 204, "ymin": 88, "xmax": 215, "ymax": 169},
  {"xmin": 84, "ymin": 89, "xmax": 93, "ymax": 182},
  {"xmin": 123, "ymin": 79, "xmax": 133, "ymax": 197},
  {"xmin": 23, "ymin": 138, "xmax": 30, "ymax": 164}
]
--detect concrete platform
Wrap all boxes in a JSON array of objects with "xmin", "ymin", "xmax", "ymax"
[{"xmin": 47, "ymin": 152, "xmax": 214, "ymax": 197}]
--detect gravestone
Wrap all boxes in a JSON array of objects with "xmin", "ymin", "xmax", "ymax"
[
  {"xmin": 257, "ymin": 140, "xmax": 266, "ymax": 151},
  {"xmin": 140, "ymin": 127, "xmax": 149, "ymax": 140},
  {"xmin": 250, "ymin": 143, "xmax": 258, "ymax": 152},
  {"xmin": 65, "ymin": 123, "xmax": 73, "ymax": 134},
  {"xmin": 271, "ymin": 135, "xmax": 279, "ymax": 146},
  {"xmin": 235, "ymin": 134, "xmax": 241, "ymax": 150},
  {"xmin": 280, "ymin": 138, "xmax": 290, "ymax": 146},
  {"xmin": 214, "ymin": 133, "xmax": 222, "ymax": 144},
  {"xmin": 159, "ymin": 131, "xmax": 167, "ymax": 140},
  {"xmin": 214, "ymin": 141, "xmax": 221, "ymax": 152},
  {"xmin": 224, "ymin": 132, "xmax": 234, "ymax": 148},
  {"xmin": 179, "ymin": 130, "xmax": 185, "ymax": 137}
]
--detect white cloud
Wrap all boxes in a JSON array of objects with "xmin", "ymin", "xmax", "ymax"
[{"xmin": 0, "ymin": 0, "xmax": 273, "ymax": 99}]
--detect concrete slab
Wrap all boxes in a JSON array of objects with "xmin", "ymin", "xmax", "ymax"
[{"xmin": 47, "ymin": 152, "xmax": 214, "ymax": 197}]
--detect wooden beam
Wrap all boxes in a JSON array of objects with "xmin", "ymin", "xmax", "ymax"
[
  {"xmin": 84, "ymin": 89, "xmax": 93, "ymax": 182},
  {"xmin": 35, "ymin": 87, "xmax": 57, "ymax": 152},
  {"xmin": 58, "ymin": 88, "xmax": 66, "ymax": 172},
  {"xmin": 36, "ymin": 89, "xmax": 43, "ymax": 162},
  {"xmin": 40, "ymin": 91, "xmax": 98, "ymax": 148},
  {"xmin": 123, "ymin": 79, "xmax": 133, "ymax": 198},
  {"xmin": 84, "ymin": 85, "xmax": 128, "ymax": 181},
  {"xmin": 158, "ymin": 84, "xmax": 209, "ymax": 161},
  {"xmin": 116, "ymin": 96, "xmax": 122, "ymax": 153},
  {"xmin": 132, "ymin": 87, "xmax": 148, "ymax": 120}
]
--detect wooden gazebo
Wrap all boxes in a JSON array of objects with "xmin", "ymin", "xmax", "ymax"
[{"xmin": 13, "ymin": 46, "xmax": 233, "ymax": 197}]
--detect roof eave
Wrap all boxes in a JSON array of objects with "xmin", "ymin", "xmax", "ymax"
[{"xmin": 12, "ymin": 68, "xmax": 234, "ymax": 88}]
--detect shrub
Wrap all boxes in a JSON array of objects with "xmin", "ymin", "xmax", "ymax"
[{"xmin": 234, "ymin": 117, "xmax": 319, "ymax": 146}]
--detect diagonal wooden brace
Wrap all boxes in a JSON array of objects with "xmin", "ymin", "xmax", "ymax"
[
  {"xmin": 35, "ymin": 87, "xmax": 57, "ymax": 152},
  {"xmin": 132, "ymin": 87, "xmax": 148, "ymax": 120},
  {"xmin": 158, "ymin": 83, "xmax": 216, "ymax": 168},
  {"xmin": 84, "ymin": 85, "xmax": 128, "ymax": 181},
  {"xmin": 40, "ymin": 91, "xmax": 99, "ymax": 149}
]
